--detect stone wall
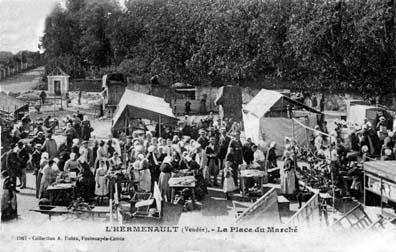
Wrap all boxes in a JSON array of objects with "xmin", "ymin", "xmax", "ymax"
[{"xmin": 125, "ymin": 83, "xmax": 369, "ymax": 113}]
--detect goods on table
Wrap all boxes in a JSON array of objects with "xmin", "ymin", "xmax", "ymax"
[
  {"xmin": 240, "ymin": 169, "xmax": 266, "ymax": 178},
  {"xmin": 48, "ymin": 183, "xmax": 74, "ymax": 190},
  {"xmin": 168, "ymin": 176, "xmax": 196, "ymax": 186}
]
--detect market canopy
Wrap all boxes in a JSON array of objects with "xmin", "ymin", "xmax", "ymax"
[
  {"xmin": 347, "ymin": 104, "xmax": 393, "ymax": 129},
  {"xmin": 243, "ymin": 89, "xmax": 322, "ymax": 118},
  {"xmin": 112, "ymin": 89, "xmax": 178, "ymax": 130},
  {"xmin": 243, "ymin": 89, "xmax": 322, "ymax": 155},
  {"xmin": 364, "ymin": 161, "xmax": 396, "ymax": 182},
  {"xmin": 0, "ymin": 92, "xmax": 28, "ymax": 115}
]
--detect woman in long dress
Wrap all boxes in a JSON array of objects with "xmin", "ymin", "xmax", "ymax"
[
  {"xmin": 36, "ymin": 152, "xmax": 49, "ymax": 198},
  {"xmin": 137, "ymin": 154, "xmax": 151, "ymax": 192},
  {"xmin": 64, "ymin": 153, "xmax": 82, "ymax": 175},
  {"xmin": 1, "ymin": 170, "xmax": 18, "ymax": 221},
  {"xmin": 39, "ymin": 160, "xmax": 56, "ymax": 199},
  {"xmin": 280, "ymin": 151, "xmax": 297, "ymax": 195},
  {"xmin": 158, "ymin": 156, "xmax": 173, "ymax": 201}
]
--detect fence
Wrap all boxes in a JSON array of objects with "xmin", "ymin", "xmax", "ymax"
[
  {"xmin": 69, "ymin": 79, "xmax": 102, "ymax": 92},
  {"xmin": 286, "ymin": 192, "xmax": 320, "ymax": 226}
]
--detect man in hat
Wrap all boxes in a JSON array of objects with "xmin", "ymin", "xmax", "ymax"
[
  {"xmin": 5, "ymin": 145, "xmax": 19, "ymax": 193},
  {"xmin": 228, "ymin": 131, "xmax": 243, "ymax": 186},
  {"xmin": 242, "ymin": 137, "xmax": 254, "ymax": 165},
  {"xmin": 185, "ymin": 101, "xmax": 191, "ymax": 115},
  {"xmin": 361, "ymin": 123, "xmax": 382, "ymax": 157},
  {"xmin": 205, "ymin": 136, "xmax": 220, "ymax": 186},
  {"xmin": 40, "ymin": 90, "xmax": 47, "ymax": 105},
  {"xmin": 218, "ymin": 127, "xmax": 231, "ymax": 184},
  {"xmin": 376, "ymin": 116, "xmax": 388, "ymax": 143},
  {"xmin": 80, "ymin": 115, "xmax": 92, "ymax": 141},
  {"xmin": 73, "ymin": 114, "xmax": 82, "ymax": 138},
  {"xmin": 197, "ymin": 129, "xmax": 208, "ymax": 150},
  {"xmin": 77, "ymin": 110, "xmax": 84, "ymax": 121},
  {"xmin": 16, "ymin": 141, "xmax": 29, "ymax": 189},
  {"xmin": 228, "ymin": 131, "xmax": 243, "ymax": 165},
  {"xmin": 79, "ymin": 141, "xmax": 92, "ymax": 165},
  {"xmin": 31, "ymin": 144, "xmax": 42, "ymax": 193},
  {"xmin": 207, "ymin": 126, "xmax": 219, "ymax": 142}
]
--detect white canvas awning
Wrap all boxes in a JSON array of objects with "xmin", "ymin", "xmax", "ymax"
[
  {"xmin": 243, "ymin": 89, "xmax": 322, "ymax": 154},
  {"xmin": 112, "ymin": 89, "xmax": 177, "ymax": 130},
  {"xmin": 244, "ymin": 89, "xmax": 322, "ymax": 118}
]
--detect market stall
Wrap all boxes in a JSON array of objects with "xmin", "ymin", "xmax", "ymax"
[
  {"xmin": 168, "ymin": 176, "xmax": 197, "ymax": 204},
  {"xmin": 242, "ymin": 89, "xmax": 322, "ymax": 155},
  {"xmin": 111, "ymin": 89, "xmax": 178, "ymax": 134},
  {"xmin": 46, "ymin": 182, "xmax": 76, "ymax": 206},
  {"xmin": 364, "ymin": 161, "xmax": 396, "ymax": 215},
  {"xmin": 240, "ymin": 169, "xmax": 266, "ymax": 197}
]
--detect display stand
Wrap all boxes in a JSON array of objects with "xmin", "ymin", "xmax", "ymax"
[{"xmin": 364, "ymin": 161, "xmax": 396, "ymax": 216}]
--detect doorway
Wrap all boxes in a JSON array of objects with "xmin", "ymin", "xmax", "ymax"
[{"xmin": 54, "ymin": 80, "xmax": 61, "ymax": 95}]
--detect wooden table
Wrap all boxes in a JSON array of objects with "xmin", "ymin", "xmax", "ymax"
[
  {"xmin": 30, "ymin": 206, "xmax": 111, "ymax": 220},
  {"xmin": 240, "ymin": 169, "xmax": 266, "ymax": 197},
  {"xmin": 168, "ymin": 176, "xmax": 197, "ymax": 204},
  {"xmin": 47, "ymin": 183, "xmax": 76, "ymax": 206}
]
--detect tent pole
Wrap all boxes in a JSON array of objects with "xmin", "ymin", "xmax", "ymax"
[
  {"xmin": 159, "ymin": 115, "xmax": 161, "ymax": 137},
  {"xmin": 125, "ymin": 112, "xmax": 128, "ymax": 135},
  {"xmin": 281, "ymin": 97, "xmax": 284, "ymax": 118}
]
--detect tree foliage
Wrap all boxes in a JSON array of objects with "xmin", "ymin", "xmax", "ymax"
[{"xmin": 41, "ymin": 0, "xmax": 396, "ymax": 97}]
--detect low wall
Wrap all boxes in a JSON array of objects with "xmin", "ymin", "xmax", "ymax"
[{"xmin": 69, "ymin": 79, "xmax": 102, "ymax": 92}]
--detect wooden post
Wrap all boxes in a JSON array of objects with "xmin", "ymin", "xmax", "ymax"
[
  {"xmin": 159, "ymin": 115, "xmax": 161, "ymax": 137},
  {"xmin": 109, "ymin": 179, "xmax": 114, "ymax": 223}
]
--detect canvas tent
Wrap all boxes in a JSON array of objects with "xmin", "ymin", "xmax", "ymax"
[
  {"xmin": 112, "ymin": 89, "xmax": 178, "ymax": 131},
  {"xmin": 347, "ymin": 105, "xmax": 393, "ymax": 130},
  {"xmin": 0, "ymin": 92, "xmax": 29, "ymax": 120},
  {"xmin": 242, "ymin": 89, "xmax": 322, "ymax": 155}
]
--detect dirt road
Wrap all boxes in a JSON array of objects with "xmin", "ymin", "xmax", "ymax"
[{"xmin": 0, "ymin": 66, "xmax": 44, "ymax": 93}]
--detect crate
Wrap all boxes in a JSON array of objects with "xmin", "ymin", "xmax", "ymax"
[
  {"xmin": 130, "ymin": 192, "xmax": 152, "ymax": 213},
  {"xmin": 121, "ymin": 183, "xmax": 162, "ymax": 223}
]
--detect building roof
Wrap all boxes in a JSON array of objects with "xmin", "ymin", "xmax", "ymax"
[
  {"xmin": 364, "ymin": 161, "xmax": 396, "ymax": 182},
  {"xmin": 112, "ymin": 89, "xmax": 178, "ymax": 130},
  {"xmin": 0, "ymin": 92, "xmax": 28, "ymax": 114},
  {"xmin": 244, "ymin": 89, "xmax": 322, "ymax": 118},
  {"xmin": 48, "ymin": 67, "xmax": 69, "ymax": 77}
]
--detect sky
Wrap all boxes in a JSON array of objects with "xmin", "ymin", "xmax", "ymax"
[
  {"xmin": 0, "ymin": 0, "xmax": 125, "ymax": 54},
  {"xmin": 0, "ymin": 0, "xmax": 60, "ymax": 53}
]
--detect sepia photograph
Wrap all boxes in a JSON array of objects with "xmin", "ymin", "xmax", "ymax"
[{"xmin": 0, "ymin": 0, "xmax": 395, "ymax": 251}]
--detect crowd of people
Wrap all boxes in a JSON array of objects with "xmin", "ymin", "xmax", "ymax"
[
  {"xmin": 1, "ymin": 109, "xmax": 283, "ymax": 220},
  {"xmin": 3, "ymin": 99, "xmax": 395, "ymax": 222},
  {"xmin": 1, "ymin": 110, "xmax": 93, "ymax": 220}
]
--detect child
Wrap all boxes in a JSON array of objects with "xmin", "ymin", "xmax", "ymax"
[
  {"xmin": 95, "ymin": 160, "xmax": 109, "ymax": 205},
  {"xmin": 223, "ymin": 161, "xmax": 236, "ymax": 200}
]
